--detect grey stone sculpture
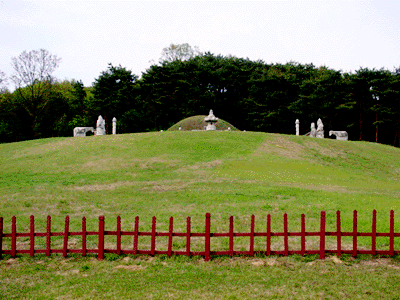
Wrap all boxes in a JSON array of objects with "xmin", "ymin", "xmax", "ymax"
[
  {"xmin": 73, "ymin": 127, "xmax": 94, "ymax": 137},
  {"xmin": 96, "ymin": 115, "xmax": 106, "ymax": 135},
  {"xmin": 329, "ymin": 131, "xmax": 348, "ymax": 141},
  {"xmin": 112, "ymin": 117, "xmax": 117, "ymax": 135},
  {"xmin": 316, "ymin": 118, "xmax": 324, "ymax": 138},
  {"xmin": 295, "ymin": 119, "xmax": 300, "ymax": 136},
  {"xmin": 204, "ymin": 109, "xmax": 218, "ymax": 131}
]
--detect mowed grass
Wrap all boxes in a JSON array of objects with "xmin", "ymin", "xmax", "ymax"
[{"xmin": 1, "ymin": 131, "xmax": 400, "ymax": 299}]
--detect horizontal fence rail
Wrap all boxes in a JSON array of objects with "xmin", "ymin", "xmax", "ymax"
[{"xmin": 0, "ymin": 210, "xmax": 399, "ymax": 261}]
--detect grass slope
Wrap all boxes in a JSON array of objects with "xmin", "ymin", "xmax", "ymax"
[
  {"xmin": 1, "ymin": 131, "xmax": 400, "ymax": 299},
  {"xmin": 167, "ymin": 115, "xmax": 239, "ymax": 131}
]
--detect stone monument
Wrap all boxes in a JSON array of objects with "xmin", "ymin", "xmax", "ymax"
[
  {"xmin": 308, "ymin": 122, "xmax": 317, "ymax": 137},
  {"xmin": 112, "ymin": 117, "xmax": 117, "ymax": 135},
  {"xmin": 329, "ymin": 131, "xmax": 348, "ymax": 141},
  {"xmin": 73, "ymin": 127, "xmax": 94, "ymax": 137},
  {"xmin": 96, "ymin": 115, "xmax": 106, "ymax": 135},
  {"xmin": 295, "ymin": 119, "xmax": 300, "ymax": 136},
  {"xmin": 204, "ymin": 109, "xmax": 218, "ymax": 131},
  {"xmin": 316, "ymin": 118, "xmax": 324, "ymax": 138}
]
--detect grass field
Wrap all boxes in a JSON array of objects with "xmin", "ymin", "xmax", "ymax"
[{"xmin": 1, "ymin": 131, "xmax": 400, "ymax": 299}]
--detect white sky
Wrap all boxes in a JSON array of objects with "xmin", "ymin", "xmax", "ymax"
[{"xmin": 1, "ymin": 0, "xmax": 400, "ymax": 88}]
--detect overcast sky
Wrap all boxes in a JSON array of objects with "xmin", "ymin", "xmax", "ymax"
[{"xmin": 1, "ymin": 0, "xmax": 400, "ymax": 88}]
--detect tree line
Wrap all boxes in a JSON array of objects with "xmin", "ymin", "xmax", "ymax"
[{"xmin": 1, "ymin": 48, "xmax": 399, "ymax": 147}]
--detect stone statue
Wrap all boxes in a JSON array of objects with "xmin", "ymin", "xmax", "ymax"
[
  {"xmin": 204, "ymin": 109, "xmax": 218, "ymax": 131},
  {"xmin": 329, "ymin": 131, "xmax": 348, "ymax": 141},
  {"xmin": 316, "ymin": 118, "xmax": 324, "ymax": 138},
  {"xmin": 96, "ymin": 115, "xmax": 106, "ymax": 135},
  {"xmin": 295, "ymin": 119, "xmax": 300, "ymax": 136},
  {"xmin": 112, "ymin": 117, "xmax": 117, "ymax": 135},
  {"xmin": 73, "ymin": 127, "xmax": 94, "ymax": 137},
  {"xmin": 309, "ymin": 122, "xmax": 317, "ymax": 137}
]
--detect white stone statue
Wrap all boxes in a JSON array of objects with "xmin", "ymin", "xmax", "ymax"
[
  {"xmin": 73, "ymin": 127, "xmax": 94, "ymax": 137},
  {"xmin": 96, "ymin": 115, "xmax": 106, "ymax": 135},
  {"xmin": 112, "ymin": 117, "xmax": 117, "ymax": 135},
  {"xmin": 329, "ymin": 131, "xmax": 348, "ymax": 141},
  {"xmin": 316, "ymin": 118, "xmax": 324, "ymax": 138},
  {"xmin": 295, "ymin": 119, "xmax": 300, "ymax": 136},
  {"xmin": 204, "ymin": 109, "xmax": 218, "ymax": 131},
  {"xmin": 308, "ymin": 122, "xmax": 317, "ymax": 137}
]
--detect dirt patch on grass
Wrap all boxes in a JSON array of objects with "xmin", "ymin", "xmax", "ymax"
[
  {"xmin": 359, "ymin": 258, "xmax": 400, "ymax": 269},
  {"xmin": 115, "ymin": 264, "xmax": 144, "ymax": 271},
  {"xmin": 252, "ymin": 136, "xmax": 305, "ymax": 160},
  {"xmin": 304, "ymin": 140, "xmax": 346, "ymax": 158}
]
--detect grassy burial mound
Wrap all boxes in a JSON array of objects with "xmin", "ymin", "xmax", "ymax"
[
  {"xmin": 167, "ymin": 115, "xmax": 239, "ymax": 131},
  {"xmin": 1, "ymin": 131, "xmax": 400, "ymax": 298}
]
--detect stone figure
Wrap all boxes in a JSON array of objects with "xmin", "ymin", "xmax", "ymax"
[
  {"xmin": 96, "ymin": 115, "xmax": 106, "ymax": 135},
  {"xmin": 316, "ymin": 118, "xmax": 324, "ymax": 138},
  {"xmin": 329, "ymin": 131, "xmax": 348, "ymax": 141},
  {"xmin": 295, "ymin": 119, "xmax": 300, "ymax": 136},
  {"xmin": 73, "ymin": 127, "xmax": 94, "ymax": 137},
  {"xmin": 112, "ymin": 117, "xmax": 117, "ymax": 135},
  {"xmin": 308, "ymin": 122, "xmax": 317, "ymax": 137},
  {"xmin": 204, "ymin": 109, "xmax": 218, "ymax": 131}
]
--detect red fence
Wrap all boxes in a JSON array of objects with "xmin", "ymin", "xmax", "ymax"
[{"xmin": 0, "ymin": 210, "xmax": 399, "ymax": 261}]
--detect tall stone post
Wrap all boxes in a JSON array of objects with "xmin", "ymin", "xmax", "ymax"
[
  {"xmin": 295, "ymin": 119, "xmax": 300, "ymax": 136},
  {"xmin": 112, "ymin": 117, "xmax": 117, "ymax": 135}
]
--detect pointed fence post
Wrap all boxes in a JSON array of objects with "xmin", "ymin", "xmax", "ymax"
[
  {"xmin": 390, "ymin": 210, "xmax": 395, "ymax": 256},
  {"xmin": 0, "ymin": 217, "xmax": 3, "ymax": 260},
  {"xmin": 11, "ymin": 216, "xmax": 16, "ymax": 258},
  {"xmin": 46, "ymin": 216, "xmax": 51, "ymax": 257},
  {"xmin": 352, "ymin": 210, "xmax": 357, "ymax": 257},
  {"xmin": 250, "ymin": 215, "xmax": 255, "ymax": 256},
  {"xmin": 133, "ymin": 216, "xmax": 139, "ymax": 255},
  {"xmin": 301, "ymin": 214, "xmax": 305, "ymax": 256},
  {"xmin": 320, "ymin": 211, "xmax": 326, "ymax": 260},
  {"xmin": 168, "ymin": 217, "xmax": 173, "ymax": 257},
  {"xmin": 117, "ymin": 216, "xmax": 121, "ymax": 255},
  {"xmin": 151, "ymin": 216, "xmax": 156, "ymax": 256},
  {"xmin": 98, "ymin": 216, "xmax": 104, "ymax": 260},
  {"xmin": 30, "ymin": 215, "xmax": 35, "ymax": 257},
  {"xmin": 205, "ymin": 213, "xmax": 211, "ymax": 261},
  {"xmin": 284, "ymin": 213, "xmax": 288, "ymax": 256},
  {"xmin": 186, "ymin": 217, "xmax": 191, "ymax": 257},
  {"xmin": 372, "ymin": 210, "xmax": 377, "ymax": 256},
  {"xmin": 336, "ymin": 211, "xmax": 341, "ymax": 257},
  {"xmin": 82, "ymin": 217, "xmax": 87, "ymax": 257},
  {"xmin": 229, "ymin": 216, "xmax": 234, "ymax": 257},
  {"xmin": 266, "ymin": 214, "xmax": 271, "ymax": 256},
  {"xmin": 63, "ymin": 216, "xmax": 70, "ymax": 258}
]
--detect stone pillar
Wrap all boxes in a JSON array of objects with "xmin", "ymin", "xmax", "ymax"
[
  {"xmin": 295, "ymin": 119, "xmax": 300, "ymax": 136},
  {"xmin": 112, "ymin": 117, "xmax": 117, "ymax": 135}
]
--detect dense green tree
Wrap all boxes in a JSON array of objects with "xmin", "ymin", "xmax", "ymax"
[{"xmin": 91, "ymin": 64, "xmax": 141, "ymax": 133}]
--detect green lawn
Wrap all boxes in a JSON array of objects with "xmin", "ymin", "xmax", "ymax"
[{"xmin": 1, "ymin": 131, "xmax": 400, "ymax": 298}]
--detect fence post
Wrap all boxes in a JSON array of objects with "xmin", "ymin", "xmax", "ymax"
[
  {"xmin": 284, "ymin": 213, "xmax": 289, "ymax": 256},
  {"xmin": 390, "ymin": 210, "xmax": 394, "ymax": 256},
  {"xmin": 336, "ymin": 211, "xmax": 341, "ymax": 257},
  {"xmin": 266, "ymin": 214, "xmax": 271, "ymax": 256},
  {"xmin": 46, "ymin": 216, "xmax": 51, "ymax": 257},
  {"xmin": 11, "ymin": 216, "xmax": 16, "ymax": 258},
  {"xmin": 63, "ymin": 216, "xmax": 70, "ymax": 258},
  {"xmin": 30, "ymin": 215, "xmax": 35, "ymax": 257},
  {"xmin": 250, "ymin": 215, "xmax": 255, "ymax": 256},
  {"xmin": 229, "ymin": 216, "xmax": 234, "ymax": 257},
  {"xmin": 133, "ymin": 216, "xmax": 139, "ymax": 255},
  {"xmin": 117, "ymin": 216, "xmax": 121, "ymax": 255},
  {"xmin": 352, "ymin": 210, "xmax": 357, "ymax": 257},
  {"xmin": 205, "ymin": 213, "xmax": 211, "ymax": 261},
  {"xmin": 301, "ymin": 214, "xmax": 305, "ymax": 256},
  {"xmin": 151, "ymin": 216, "xmax": 156, "ymax": 256},
  {"xmin": 0, "ymin": 217, "xmax": 3, "ymax": 260},
  {"xmin": 320, "ymin": 211, "xmax": 326, "ymax": 260},
  {"xmin": 82, "ymin": 217, "xmax": 87, "ymax": 257},
  {"xmin": 186, "ymin": 217, "xmax": 191, "ymax": 256},
  {"xmin": 372, "ymin": 210, "xmax": 376, "ymax": 256},
  {"xmin": 98, "ymin": 216, "xmax": 104, "ymax": 260},
  {"xmin": 168, "ymin": 217, "xmax": 173, "ymax": 257}
]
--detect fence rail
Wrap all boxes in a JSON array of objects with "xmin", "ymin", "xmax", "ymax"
[{"xmin": 0, "ymin": 210, "xmax": 399, "ymax": 261}]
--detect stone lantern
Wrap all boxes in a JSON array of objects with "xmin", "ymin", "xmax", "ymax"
[{"xmin": 204, "ymin": 109, "xmax": 218, "ymax": 131}]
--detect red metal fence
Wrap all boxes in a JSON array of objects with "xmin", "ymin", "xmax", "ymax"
[{"xmin": 0, "ymin": 210, "xmax": 398, "ymax": 261}]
